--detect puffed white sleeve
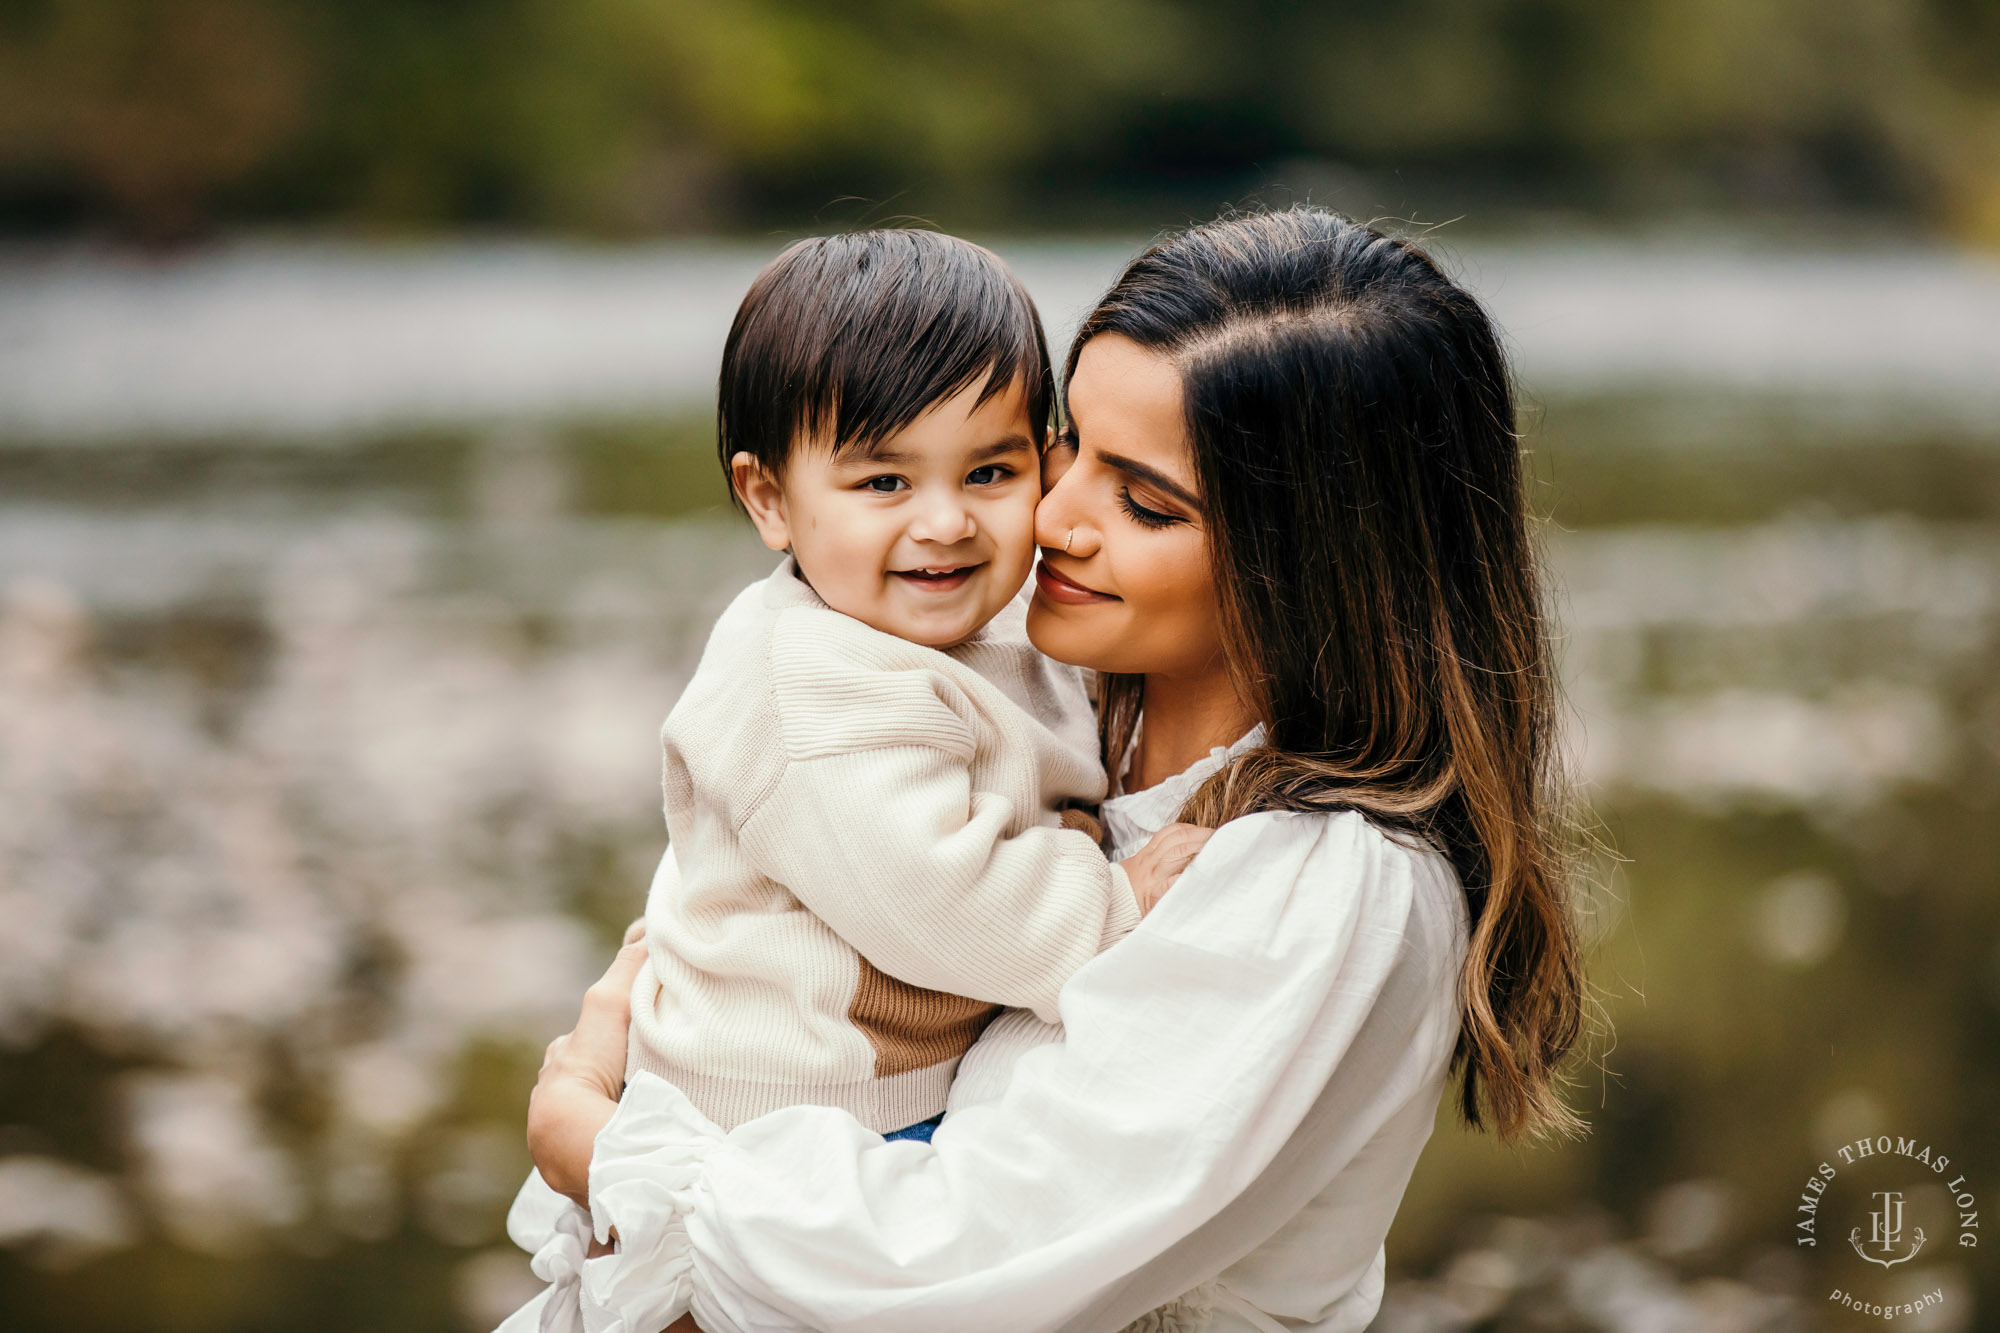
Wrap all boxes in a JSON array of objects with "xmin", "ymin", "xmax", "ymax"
[{"xmin": 577, "ymin": 810, "xmax": 1454, "ymax": 1333}]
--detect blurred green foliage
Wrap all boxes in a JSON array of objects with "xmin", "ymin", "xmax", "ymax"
[{"xmin": 2, "ymin": 0, "xmax": 1999, "ymax": 240}]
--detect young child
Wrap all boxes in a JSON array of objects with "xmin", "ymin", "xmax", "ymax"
[
  {"xmin": 500, "ymin": 228, "xmax": 1184, "ymax": 1328},
  {"xmin": 622, "ymin": 229, "xmax": 1163, "ymax": 1143},
  {"xmin": 500, "ymin": 228, "xmax": 1196, "ymax": 1333}
]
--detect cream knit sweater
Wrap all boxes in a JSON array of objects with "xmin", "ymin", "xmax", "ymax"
[{"xmin": 627, "ymin": 558, "xmax": 1139, "ymax": 1132}]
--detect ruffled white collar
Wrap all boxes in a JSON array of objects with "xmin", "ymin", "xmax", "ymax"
[{"xmin": 1101, "ymin": 722, "xmax": 1267, "ymax": 862}]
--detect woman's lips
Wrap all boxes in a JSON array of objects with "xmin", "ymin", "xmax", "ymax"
[{"xmin": 1034, "ymin": 560, "xmax": 1117, "ymax": 605}]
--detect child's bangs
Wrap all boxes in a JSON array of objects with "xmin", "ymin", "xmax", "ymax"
[
  {"xmin": 804, "ymin": 242, "xmax": 1051, "ymax": 457},
  {"xmin": 719, "ymin": 230, "xmax": 1054, "ymax": 483}
]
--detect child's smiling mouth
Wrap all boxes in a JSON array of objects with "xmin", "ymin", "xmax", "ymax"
[{"xmin": 891, "ymin": 563, "xmax": 982, "ymax": 593}]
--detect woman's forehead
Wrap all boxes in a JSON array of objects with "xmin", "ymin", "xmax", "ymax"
[{"xmin": 1069, "ymin": 335, "xmax": 1190, "ymax": 476}]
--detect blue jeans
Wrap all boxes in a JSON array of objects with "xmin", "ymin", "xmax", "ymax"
[{"xmin": 883, "ymin": 1113, "xmax": 944, "ymax": 1143}]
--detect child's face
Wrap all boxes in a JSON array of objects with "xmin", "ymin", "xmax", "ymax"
[{"xmin": 733, "ymin": 378, "xmax": 1042, "ymax": 649}]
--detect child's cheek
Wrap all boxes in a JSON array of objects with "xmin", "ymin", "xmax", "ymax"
[{"xmin": 1003, "ymin": 491, "xmax": 1041, "ymax": 562}]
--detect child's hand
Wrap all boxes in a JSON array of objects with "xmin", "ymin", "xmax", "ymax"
[
  {"xmin": 1059, "ymin": 806, "xmax": 1105, "ymax": 846},
  {"xmin": 1122, "ymin": 822, "xmax": 1215, "ymax": 915}
]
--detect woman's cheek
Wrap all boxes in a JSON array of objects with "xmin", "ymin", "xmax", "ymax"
[{"xmin": 1141, "ymin": 537, "xmax": 1224, "ymax": 667}]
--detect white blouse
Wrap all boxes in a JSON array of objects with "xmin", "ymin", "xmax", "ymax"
[{"xmin": 503, "ymin": 733, "xmax": 1469, "ymax": 1333}]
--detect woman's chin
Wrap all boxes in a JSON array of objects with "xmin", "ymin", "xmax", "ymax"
[{"xmin": 1026, "ymin": 592, "xmax": 1118, "ymax": 669}]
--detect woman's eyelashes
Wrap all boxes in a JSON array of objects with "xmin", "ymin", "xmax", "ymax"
[
  {"xmin": 1118, "ymin": 486, "xmax": 1183, "ymax": 529},
  {"xmin": 1050, "ymin": 430, "xmax": 1180, "ymax": 526}
]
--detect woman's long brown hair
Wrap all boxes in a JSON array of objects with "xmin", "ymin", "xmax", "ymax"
[{"xmin": 1074, "ymin": 208, "xmax": 1586, "ymax": 1142}]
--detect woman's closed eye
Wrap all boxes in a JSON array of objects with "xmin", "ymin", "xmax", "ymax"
[{"xmin": 1118, "ymin": 486, "xmax": 1183, "ymax": 529}]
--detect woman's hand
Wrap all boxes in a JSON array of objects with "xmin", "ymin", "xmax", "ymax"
[
  {"xmin": 1122, "ymin": 822, "xmax": 1215, "ymax": 915},
  {"xmin": 526, "ymin": 934, "xmax": 648, "ymax": 1207}
]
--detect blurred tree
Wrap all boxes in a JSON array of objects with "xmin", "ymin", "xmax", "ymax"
[
  {"xmin": 0, "ymin": 0, "xmax": 305, "ymax": 238},
  {"xmin": 0, "ymin": 0, "xmax": 1996, "ymax": 240}
]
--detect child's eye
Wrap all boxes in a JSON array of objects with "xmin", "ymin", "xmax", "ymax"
[
  {"xmin": 1118, "ymin": 487, "xmax": 1181, "ymax": 529},
  {"xmin": 966, "ymin": 465, "xmax": 1012, "ymax": 486},
  {"xmin": 862, "ymin": 476, "xmax": 907, "ymax": 494}
]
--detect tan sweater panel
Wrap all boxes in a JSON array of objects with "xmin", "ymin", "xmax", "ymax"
[{"xmin": 628, "ymin": 559, "xmax": 1138, "ymax": 1132}]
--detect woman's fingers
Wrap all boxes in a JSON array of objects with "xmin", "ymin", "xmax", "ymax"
[
  {"xmin": 579, "ymin": 940, "xmax": 648, "ymax": 1023},
  {"xmin": 556, "ymin": 941, "xmax": 648, "ymax": 1100},
  {"xmin": 525, "ymin": 939, "xmax": 651, "ymax": 1203},
  {"xmin": 622, "ymin": 916, "xmax": 647, "ymax": 946},
  {"xmin": 590, "ymin": 939, "xmax": 648, "ymax": 1014}
]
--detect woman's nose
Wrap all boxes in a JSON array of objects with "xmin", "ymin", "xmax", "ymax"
[{"xmin": 1034, "ymin": 459, "xmax": 1095, "ymax": 555}]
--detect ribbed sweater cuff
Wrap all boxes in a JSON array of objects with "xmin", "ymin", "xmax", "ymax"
[{"xmin": 1103, "ymin": 863, "xmax": 1142, "ymax": 947}]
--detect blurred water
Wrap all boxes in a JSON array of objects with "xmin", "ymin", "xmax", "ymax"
[
  {"xmin": 0, "ymin": 242, "xmax": 1997, "ymax": 1332},
  {"xmin": 2, "ymin": 239, "xmax": 1997, "ymax": 439}
]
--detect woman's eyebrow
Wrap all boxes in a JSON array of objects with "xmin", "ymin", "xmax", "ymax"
[{"xmin": 1097, "ymin": 449, "xmax": 1202, "ymax": 511}]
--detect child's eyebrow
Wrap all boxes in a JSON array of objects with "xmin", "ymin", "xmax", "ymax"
[
  {"xmin": 973, "ymin": 435, "xmax": 1037, "ymax": 461},
  {"xmin": 845, "ymin": 435, "xmax": 1036, "ymax": 467},
  {"xmin": 848, "ymin": 444, "xmax": 917, "ymax": 465}
]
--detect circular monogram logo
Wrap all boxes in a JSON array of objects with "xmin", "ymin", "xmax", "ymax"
[{"xmin": 1794, "ymin": 1133, "xmax": 1979, "ymax": 1322}]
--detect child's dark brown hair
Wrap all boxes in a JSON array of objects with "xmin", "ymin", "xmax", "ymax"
[{"xmin": 718, "ymin": 229, "xmax": 1053, "ymax": 501}]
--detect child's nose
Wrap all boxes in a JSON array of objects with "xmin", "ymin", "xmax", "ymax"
[{"xmin": 908, "ymin": 493, "xmax": 976, "ymax": 544}]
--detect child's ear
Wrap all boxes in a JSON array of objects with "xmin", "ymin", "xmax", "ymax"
[{"xmin": 730, "ymin": 452, "xmax": 792, "ymax": 552}]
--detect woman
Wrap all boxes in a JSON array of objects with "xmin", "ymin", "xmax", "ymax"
[{"xmin": 523, "ymin": 207, "xmax": 1585, "ymax": 1333}]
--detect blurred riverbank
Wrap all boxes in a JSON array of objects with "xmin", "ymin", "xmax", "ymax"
[{"xmin": 3, "ymin": 236, "xmax": 1999, "ymax": 440}]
